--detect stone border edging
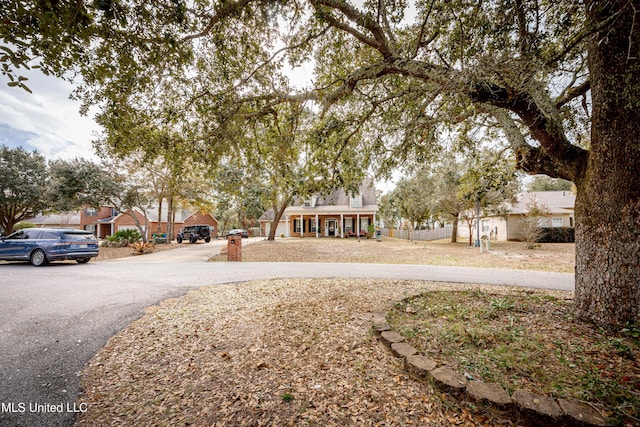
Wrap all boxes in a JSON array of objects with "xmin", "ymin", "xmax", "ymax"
[{"xmin": 372, "ymin": 310, "xmax": 610, "ymax": 427}]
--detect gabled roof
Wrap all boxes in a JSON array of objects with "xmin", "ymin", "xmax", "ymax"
[
  {"xmin": 287, "ymin": 178, "xmax": 378, "ymax": 212},
  {"xmin": 510, "ymin": 191, "xmax": 576, "ymax": 215},
  {"xmin": 94, "ymin": 204, "xmax": 216, "ymax": 224},
  {"xmin": 259, "ymin": 178, "xmax": 378, "ymax": 221},
  {"xmin": 27, "ymin": 212, "xmax": 81, "ymax": 226}
]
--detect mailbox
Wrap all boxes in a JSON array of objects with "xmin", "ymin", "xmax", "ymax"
[{"xmin": 227, "ymin": 236, "xmax": 242, "ymax": 261}]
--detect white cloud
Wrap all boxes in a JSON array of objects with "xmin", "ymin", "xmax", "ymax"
[{"xmin": 0, "ymin": 69, "xmax": 100, "ymax": 160}]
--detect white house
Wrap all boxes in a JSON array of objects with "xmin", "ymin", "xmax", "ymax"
[{"xmin": 457, "ymin": 191, "xmax": 576, "ymax": 242}]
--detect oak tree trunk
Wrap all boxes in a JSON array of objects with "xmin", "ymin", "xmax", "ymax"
[
  {"xmin": 267, "ymin": 198, "xmax": 291, "ymax": 241},
  {"xmin": 574, "ymin": 0, "xmax": 640, "ymax": 328}
]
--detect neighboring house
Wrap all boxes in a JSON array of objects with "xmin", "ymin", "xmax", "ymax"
[
  {"xmin": 81, "ymin": 205, "xmax": 218, "ymax": 240},
  {"xmin": 457, "ymin": 191, "xmax": 576, "ymax": 242},
  {"xmin": 23, "ymin": 212, "xmax": 82, "ymax": 229},
  {"xmin": 260, "ymin": 178, "xmax": 378, "ymax": 238}
]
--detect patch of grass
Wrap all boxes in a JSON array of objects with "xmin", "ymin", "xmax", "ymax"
[{"xmin": 387, "ymin": 290, "xmax": 640, "ymax": 425}]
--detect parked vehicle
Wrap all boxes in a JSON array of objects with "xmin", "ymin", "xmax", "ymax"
[
  {"xmin": 0, "ymin": 228, "xmax": 99, "ymax": 266},
  {"xmin": 176, "ymin": 225, "xmax": 211, "ymax": 243},
  {"xmin": 225, "ymin": 229, "xmax": 249, "ymax": 238}
]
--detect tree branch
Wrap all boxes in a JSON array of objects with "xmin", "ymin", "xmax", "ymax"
[
  {"xmin": 311, "ymin": 0, "xmax": 393, "ymax": 58},
  {"xmin": 181, "ymin": 0, "xmax": 254, "ymax": 42},
  {"xmin": 412, "ymin": 0, "xmax": 436, "ymax": 58},
  {"xmin": 471, "ymin": 83, "xmax": 588, "ymax": 181},
  {"xmin": 555, "ymin": 79, "xmax": 590, "ymax": 109}
]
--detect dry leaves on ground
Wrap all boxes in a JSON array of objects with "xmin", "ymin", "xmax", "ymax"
[{"xmin": 76, "ymin": 279, "xmax": 517, "ymax": 426}]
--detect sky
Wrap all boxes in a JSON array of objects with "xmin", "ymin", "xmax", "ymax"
[{"xmin": 0, "ymin": 67, "xmax": 100, "ymax": 160}]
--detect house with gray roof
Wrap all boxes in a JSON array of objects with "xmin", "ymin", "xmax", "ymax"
[
  {"xmin": 457, "ymin": 191, "xmax": 576, "ymax": 242},
  {"xmin": 23, "ymin": 212, "xmax": 82, "ymax": 229},
  {"xmin": 261, "ymin": 178, "xmax": 378, "ymax": 238},
  {"xmin": 81, "ymin": 204, "xmax": 218, "ymax": 240}
]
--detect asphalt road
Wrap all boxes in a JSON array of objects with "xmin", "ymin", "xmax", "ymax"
[{"xmin": 0, "ymin": 240, "xmax": 574, "ymax": 426}]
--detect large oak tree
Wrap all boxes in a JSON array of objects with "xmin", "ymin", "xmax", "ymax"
[{"xmin": 292, "ymin": 0, "xmax": 639, "ymax": 329}]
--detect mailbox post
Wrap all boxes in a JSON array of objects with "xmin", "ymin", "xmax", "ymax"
[{"xmin": 227, "ymin": 236, "xmax": 242, "ymax": 262}]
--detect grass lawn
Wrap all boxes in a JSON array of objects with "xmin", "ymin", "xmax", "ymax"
[{"xmin": 388, "ymin": 290, "xmax": 639, "ymax": 426}]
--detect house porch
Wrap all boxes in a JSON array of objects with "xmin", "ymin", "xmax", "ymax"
[{"xmin": 287, "ymin": 213, "xmax": 376, "ymax": 238}]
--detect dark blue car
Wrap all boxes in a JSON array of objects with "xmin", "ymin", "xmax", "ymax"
[{"xmin": 0, "ymin": 228, "xmax": 99, "ymax": 266}]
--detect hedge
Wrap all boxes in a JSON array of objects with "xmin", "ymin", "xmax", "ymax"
[{"xmin": 537, "ymin": 227, "xmax": 575, "ymax": 243}]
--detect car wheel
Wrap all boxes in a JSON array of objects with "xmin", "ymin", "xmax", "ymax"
[
  {"xmin": 76, "ymin": 258, "xmax": 91, "ymax": 264},
  {"xmin": 190, "ymin": 236, "xmax": 197, "ymax": 244},
  {"xmin": 205, "ymin": 237, "xmax": 211, "ymax": 243},
  {"xmin": 30, "ymin": 249, "xmax": 48, "ymax": 266},
  {"xmin": 177, "ymin": 236, "xmax": 183, "ymax": 243}
]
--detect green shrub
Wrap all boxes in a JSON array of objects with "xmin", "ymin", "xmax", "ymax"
[
  {"xmin": 106, "ymin": 229, "xmax": 142, "ymax": 247},
  {"xmin": 538, "ymin": 227, "xmax": 575, "ymax": 243},
  {"xmin": 14, "ymin": 222, "xmax": 35, "ymax": 230}
]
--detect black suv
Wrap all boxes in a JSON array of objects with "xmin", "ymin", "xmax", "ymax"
[{"xmin": 177, "ymin": 225, "xmax": 211, "ymax": 243}]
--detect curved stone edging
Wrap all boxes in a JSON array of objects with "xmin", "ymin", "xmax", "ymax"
[{"xmin": 372, "ymin": 310, "xmax": 610, "ymax": 427}]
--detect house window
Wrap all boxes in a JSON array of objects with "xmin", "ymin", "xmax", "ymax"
[
  {"xmin": 482, "ymin": 220, "xmax": 490, "ymax": 232},
  {"xmin": 294, "ymin": 219, "xmax": 301, "ymax": 233},
  {"xmin": 350, "ymin": 194, "xmax": 363, "ymax": 208},
  {"xmin": 552, "ymin": 217, "xmax": 563, "ymax": 228},
  {"xmin": 344, "ymin": 217, "xmax": 353, "ymax": 232},
  {"xmin": 310, "ymin": 219, "xmax": 317, "ymax": 232},
  {"xmin": 570, "ymin": 217, "xmax": 574, "ymax": 227},
  {"xmin": 303, "ymin": 195, "xmax": 317, "ymax": 208},
  {"xmin": 84, "ymin": 207, "xmax": 97, "ymax": 217}
]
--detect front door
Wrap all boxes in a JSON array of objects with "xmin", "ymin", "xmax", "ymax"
[{"xmin": 326, "ymin": 219, "xmax": 337, "ymax": 237}]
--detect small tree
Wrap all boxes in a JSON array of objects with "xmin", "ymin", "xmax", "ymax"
[
  {"xmin": 520, "ymin": 199, "xmax": 550, "ymax": 249},
  {"xmin": 0, "ymin": 146, "xmax": 48, "ymax": 234}
]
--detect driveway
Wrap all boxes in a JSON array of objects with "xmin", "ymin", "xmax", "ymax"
[
  {"xmin": 0, "ymin": 245, "xmax": 573, "ymax": 426},
  {"xmin": 108, "ymin": 236, "xmax": 263, "ymax": 263}
]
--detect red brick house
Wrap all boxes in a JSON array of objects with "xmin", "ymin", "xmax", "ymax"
[{"xmin": 81, "ymin": 206, "xmax": 218, "ymax": 240}]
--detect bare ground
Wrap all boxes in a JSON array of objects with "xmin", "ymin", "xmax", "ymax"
[
  {"xmin": 95, "ymin": 242, "xmax": 186, "ymax": 261},
  {"xmin": 211, "ymin": 237, "xmax": 575, "ymax": 273}
]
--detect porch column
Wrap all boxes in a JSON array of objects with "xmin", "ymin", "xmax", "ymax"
[
  {"xmin": 340, "ymin": 213, "xmax": 344, "ymax": 238},
  {"xmin": 300, "ymin": 214, "xmax": 303, "ymax": 237},
  {"xmin": 286, "ymin": 216, "xmax": 289, "ymax": 237},
  {"xmin": 357, "ymin": 213, "xmax": 360, "ymax": 237},
  {"xmin": 315, "ymin": 214, "xmax": 319, "ymax": 238}
]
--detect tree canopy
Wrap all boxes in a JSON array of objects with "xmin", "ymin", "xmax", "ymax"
[{"xmin": 0, "ymin": 145, "xmax": 48, "ymax": 234}]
